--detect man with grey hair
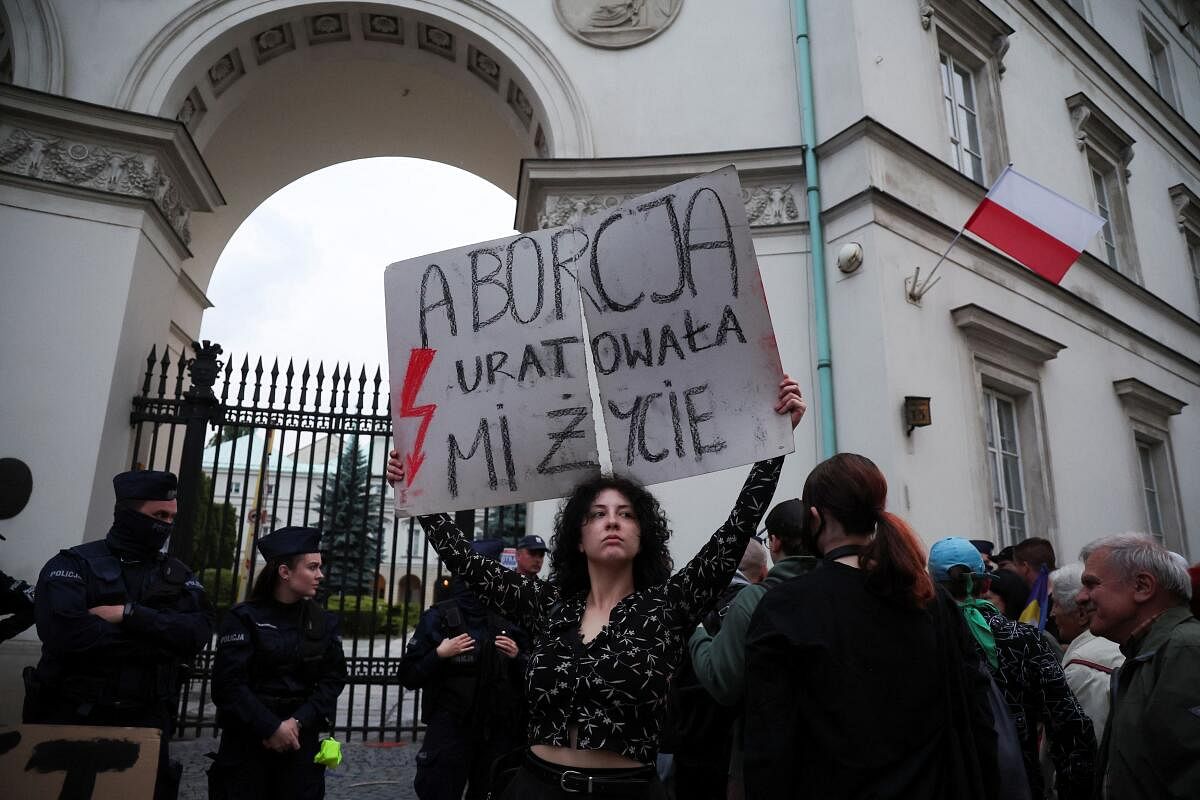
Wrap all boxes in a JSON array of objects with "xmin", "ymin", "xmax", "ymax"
[
  {"xmin": 1049, "ymin": 562, "xmax": 1124, "ymax": 738},
  {"xmin": 1077, "ymin": 533, "xmax": 1200, "ymax": 800}
]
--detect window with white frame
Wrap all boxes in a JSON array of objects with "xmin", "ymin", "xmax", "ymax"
[
  {"xmin": 1143, "ymin": 20, "xmax": 1179, "ymax": 109},
  {"xmin": 1190, "ymin": 237, "xmax": 1200, "ymax": 312},
  {"xmin": 1068, "ymin": 93, "xmax": 1140, "ymax": 281},
  {"xmin": 984, "ymin": 389, "xmax": 1028, "ymax": 543},
  {"xmin": 921, "ymin": 0, "xmax": 1011, "ymax": 184},
  {"xmin": 1137, "ymin": 440, "xmax": 1165, "ymax": 542},
  {"xmin": 940, "ymin": 51, "xmax": 984, "ymax": 183},
  {"xmin": 1114, "ymin": 378, "xmax": 1188, "ymax": 555},
  {"xmin": 1169, "ymin": 184, "xmax": 1200, "ymax": 318},
  {"xmin": 1091, "ymin": 162, "xmax": 1119, "ymax": 268},
  {"xmin": 230, "ymin": 480, "xmax": 241, "ymax": 494},
  {"xmin": 953, "ymin": 305, "xmax": 1065, "ymax": 549}
]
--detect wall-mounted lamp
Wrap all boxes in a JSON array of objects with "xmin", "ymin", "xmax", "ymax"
[{"xmin": 904, "ymin": 396, "xmax": 932, "ymax": 436}]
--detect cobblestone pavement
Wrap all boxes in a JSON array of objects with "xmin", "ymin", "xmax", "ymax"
[{"xmin": 175, "ymin": 735, "xmax": 420, "ymax": 800}]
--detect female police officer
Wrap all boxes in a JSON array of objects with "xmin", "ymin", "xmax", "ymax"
[{"xmin": 209, "ymin": 526, "xmax": 346, "ymax": 799}]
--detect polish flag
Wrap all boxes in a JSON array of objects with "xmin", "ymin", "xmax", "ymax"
[{"xmin": 964, "ymin": 166, "xmax": 1106, "ymax": 284}]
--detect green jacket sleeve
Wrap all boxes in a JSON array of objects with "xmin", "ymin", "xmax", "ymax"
[
  {"xmin": 1147, "ymin": 639, "xmax": 1200, "ymax": 799},
  {"xmin": 688, "ymin": 583, "xmax": 765, "ymax": 706}
]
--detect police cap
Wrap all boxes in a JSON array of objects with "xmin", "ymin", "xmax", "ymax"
[
  {"xmin": 471, "ymin": 538, "xmax": 504, "ymax": 561},
  {"xmin": 113, "ymin": 470, "xmax": 177, "ymax": 501},
  {"xmin": 258, "ymin": 526, "xmax": 322, "ymax": 560},
  {"xmin": 517, "ymin": 534, "xmax": 548, "ymax": 553}
]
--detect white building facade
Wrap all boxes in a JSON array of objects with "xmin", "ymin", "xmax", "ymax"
[{"xmin": 2, "ymin": 0, "xmax": 1198, "ymax": 714}]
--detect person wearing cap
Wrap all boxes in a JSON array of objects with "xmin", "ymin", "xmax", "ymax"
[
  {"xmin": 208, "ymin": 526, "xmax": 346, "ymax": 799},
  {"xmin": 400, "ymin": 539, "xmax": 527, "ymax": 800},
  {"xmin": 970, "ymin": 539, "xmax": 997, "ymax": 572},
  {"xmin": 25, "ymin": 469, "xmax": 214, "ymax": 800},
  {"xmin": 928, "ymin": 537, "xmax": 1096, "ymax": 800},
  {"xmin": 515, "ymin": 534, "xmax": 548, "ymax": 578}
]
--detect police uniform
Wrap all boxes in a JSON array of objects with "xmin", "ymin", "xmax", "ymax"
[
  {"xmin": 0, "ymin": 569, "xmax": 35, "ymax": 642},
  {"xmin": 25, "ymin": 470, "xmax": 213, "ymax": 800},
  {"xmin": 400, "ymin": 540, "xmax": 528, "ymax": 800},
  {"xmin": 209, "ymin": 527, "xmax": 347, "ymax": 800}
]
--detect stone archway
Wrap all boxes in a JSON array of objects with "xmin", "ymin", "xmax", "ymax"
[{"xmin": 109, "ymin": 1, "xmax": 593, "ymax": 342}]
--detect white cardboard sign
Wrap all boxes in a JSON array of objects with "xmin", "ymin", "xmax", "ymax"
[
  {"xmin": 384, "ymin": 166, "xmax": 793, "ymax": 515},
  {"xmin": 384, "ymin": 228, "xmax": 601, "ymax": 515},
  {"xmin": 575, "ymin": 166, "xmax": 794, "ymax": 483}
]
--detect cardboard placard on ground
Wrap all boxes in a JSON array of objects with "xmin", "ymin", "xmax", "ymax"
[
  {"xmin": 0, "ymin": 724, "xmax": 160, "ymax": 799},
  {"xmin": 575, "ymin": 166, "xmax": 794, "ymax": 484},
  {"xmin": 385, "ymin": 228, "xmax": 600, "ymax": 515}
]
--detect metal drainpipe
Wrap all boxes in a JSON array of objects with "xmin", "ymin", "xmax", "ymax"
[{"xmin": 792, "ymin": 0, "xmax": 837, "ymax": 458}]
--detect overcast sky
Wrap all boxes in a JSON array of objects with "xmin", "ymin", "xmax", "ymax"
[{"xmin": 199, "ymin": 157, "xmax": 517, "ymax": 379}]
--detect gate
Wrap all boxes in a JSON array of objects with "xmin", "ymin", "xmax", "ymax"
[{"xmin": 129, "ymin": 340, "xmax": 525, "ymax": 740}]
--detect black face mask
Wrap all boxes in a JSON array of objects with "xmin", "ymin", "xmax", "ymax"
[{"xmin": 108, "ymin": 506, "xmax": 173, "ymax": 558}]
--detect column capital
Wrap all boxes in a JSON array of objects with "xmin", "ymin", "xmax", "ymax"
[
  {"xmin": 0, "ymin": 84, "xmax": 223, "ymax": 248},
  {"xmin": 515, "ymin": 147, "xmax": 806, "ymax": 232}
]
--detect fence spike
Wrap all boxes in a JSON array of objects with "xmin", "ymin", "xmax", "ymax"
[
  {"xmin": 314, "ymin": 362, "xmax": 326, "ymax": 411},
  {"xmin": 356, "ymin": 366, "xmax": 368, "ymax": 414},
  {"xmin": 142, "ymin": 346, "xmax": 157, "ymax": 397},
  {"xmin": 372, "ymin": 366, "xmax": 382, "ymax": 414},
  {"xmin": 330, "ymin": 364, "xmax": 342, "ymax": 414},
  {"xmin": 268, "ymin": 358, "xmax": 280, "ymax": 406},
  {"xmin": 219, "ymin": 355, "xmax": 233, "ymax": 403},
  {"xmin": 341, "ymin": 363, "xmax": 351, "ymax": 414},
  {"xmin": 237, "ymin": 356, "xmax": 250, "ymax": 404},
  {"xmin": 173, "ymin": 347, "xmax": 188, "ymax": 400},
  {"xmin": 299, "ymin": 360, "xmax": 311, "ymax": 410},
  {"xmin": 252, "ymin": 357, "xmax": 264, "ymax": 406},
  {"xmin": 157, "ymin": 348, "xmax": 172, "ymax": 398},
  {"xmin": 284, "ymin": 359, "xmax": 295, "ymax": 408}
]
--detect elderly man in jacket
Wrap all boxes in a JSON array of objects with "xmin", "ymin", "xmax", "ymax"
[{"xmin": 1078, "ymin": 533, "xmax": 1200, "ymax": 800}]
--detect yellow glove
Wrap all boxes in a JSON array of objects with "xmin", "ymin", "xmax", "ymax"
[{"xmin": 313, "ymin": 737, "xmax": 343, "ymax": 768}]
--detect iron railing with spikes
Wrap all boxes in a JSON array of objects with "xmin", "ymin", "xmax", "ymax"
[{"xmin": 129, "ymin": 341, "xmax": 526, "ymax": 741}]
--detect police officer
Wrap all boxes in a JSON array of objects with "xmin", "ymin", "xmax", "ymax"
[
  {"xmin": 514, "ymin": 534, "xmax": 548, "ymax": 578},
  {"xmin": 25, "ymin": 470, "xmax": 213, "ymax": 800},
  {"xmin": 209, "ymin": 526, "xmax": 347, "ymax": 800},
  {"xmin": 401, "ymin": 540, "xmax": 527, "ymax": 800}
]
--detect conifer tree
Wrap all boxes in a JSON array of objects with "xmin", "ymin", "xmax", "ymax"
[{"xmin": 316, "ymin": 436, "xmax": 383, "ymax": 596}]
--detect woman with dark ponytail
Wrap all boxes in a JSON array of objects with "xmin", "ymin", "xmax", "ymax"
[{"xmin": 743, "ymin": 454, "xmax": 997, "ymax": 799}]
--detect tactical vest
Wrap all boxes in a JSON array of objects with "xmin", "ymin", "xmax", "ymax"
[{"xmin": 419, "ymin": 598, "xmax": 514, "ymax": 724}]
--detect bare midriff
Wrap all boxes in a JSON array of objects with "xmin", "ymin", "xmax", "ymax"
[{"xmin": 530, "ymin": 725, "xmax": 644, "ymax": 769}]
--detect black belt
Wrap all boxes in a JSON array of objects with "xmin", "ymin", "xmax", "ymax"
[{"xmin": 523, "ymin": 752, "xmax": 655, "ymax": 796}]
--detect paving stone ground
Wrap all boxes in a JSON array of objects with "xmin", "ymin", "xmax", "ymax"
[{"xmin": 175, "ymin": 735, "xmax": 420, "ymax": 800}]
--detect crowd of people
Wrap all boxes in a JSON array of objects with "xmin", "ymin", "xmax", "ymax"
[{"xmin": 2, "ymin": 372, "xmax": 1198, "ymax": 799}]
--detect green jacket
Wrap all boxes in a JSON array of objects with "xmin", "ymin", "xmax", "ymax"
[
  {"xmin": 1100, "ymin": 605, "xmax": 1200, "ymax": 800},
  {"xmin": 688, "ymin": 555, "xmax": 815, "ymax": 706}
]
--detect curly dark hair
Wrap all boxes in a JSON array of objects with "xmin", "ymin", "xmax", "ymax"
[{"xmin": 549, "ymin": 473, "xmax": 673, "ymax": 596}]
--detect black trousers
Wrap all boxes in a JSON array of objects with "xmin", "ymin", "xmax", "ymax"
[
  {"xmin": 207, "ymin": 725, "xmax": 325, "ymax": 800},
  {"xmin": 414, "ymin": 711, "xmax": 524, "ymax": 800},
  {"xmin": 25, "ymin": 696, "xmax": 179, "ymax": 800}
]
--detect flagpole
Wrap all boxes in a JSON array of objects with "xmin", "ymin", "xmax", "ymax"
[{"xmin": 907, "ymin": 164, "xmax": 1012, "ymax": 302}]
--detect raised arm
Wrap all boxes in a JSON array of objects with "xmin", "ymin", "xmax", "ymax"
[
  {"xmin": 665, "ymin": 455, "xmax": 783, "ymax": 629},
  {"xmin": 418, "ymin": 513, "xmax": 558, "ymax": 636}
]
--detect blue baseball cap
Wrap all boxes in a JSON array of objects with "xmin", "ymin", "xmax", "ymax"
[
  {"xmin": 517, "ymin": 534, "xmax": 548, "ymax": 552},
  {"xmin": 471, "ymin": 538, "xmax": 504, "ymax": 561},
  {"xmin": 928, "ymin": 537, "xmax": 986, "ymax": 581}
]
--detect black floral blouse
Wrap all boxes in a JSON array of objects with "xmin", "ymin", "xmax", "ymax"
[{"xmin": 418, "ymin": 456, "xmax": 783, "ymax": 764}]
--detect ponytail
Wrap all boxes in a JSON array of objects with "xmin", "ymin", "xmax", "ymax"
[
  {"xmin": 860, "ymin": 510, "xmax": 935, "ymax": 609},
  {"xmin": 803, "ymin": 453, "xmax": 935, "ymax": 610}
]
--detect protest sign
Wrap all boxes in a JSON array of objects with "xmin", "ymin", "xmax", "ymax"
[
  {"xmin": 384, "ymin": 166, "xmax": 793, "ymax": 514},
  {"xmin": 0, "ymin": 724, "xmax": 160, "ymax": 799},
  {"xmin": 384, "ymin": 228, "xmax": 601, "ymax": 515},
  {"xmin": 575, "ymin": 166, "xmax": 794, "ymax": 484}
]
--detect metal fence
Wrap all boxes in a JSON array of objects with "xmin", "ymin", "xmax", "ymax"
[{"xmin": 129, "ymin": 340, "xmax": 524, "ymax": 741}]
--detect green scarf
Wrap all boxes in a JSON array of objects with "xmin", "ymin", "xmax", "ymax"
[{"xmin": 958, "ymin": 592, "xmax": 999, "ymax": 671}]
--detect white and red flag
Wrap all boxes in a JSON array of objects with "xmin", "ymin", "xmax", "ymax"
[{"xmin": 964, "ymin": 165, "xmax": 1106, "ymax": 284}]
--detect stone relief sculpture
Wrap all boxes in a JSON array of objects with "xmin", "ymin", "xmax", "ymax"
[
  {"xmin": 537, "ymin": 184, "xmax": 801, "ymax": 230},
  {"xmin": 555, "ymin": 0, "xmax": 683, "ymax": 49},
  {"xmin": 743, "ymin": 185, "xmax": 801, "ymax": 226}
]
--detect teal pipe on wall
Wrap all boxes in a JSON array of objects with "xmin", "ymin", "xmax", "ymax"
[{"xmin": 792, "ymin": 0, "xmax": 837, "ymax": 458}]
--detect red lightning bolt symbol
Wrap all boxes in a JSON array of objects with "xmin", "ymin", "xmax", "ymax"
[{"xmin": 399, "ymin": 347, "xmax": 437, "ymax": 483}]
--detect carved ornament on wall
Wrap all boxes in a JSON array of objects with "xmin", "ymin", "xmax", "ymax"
[
  {"xmin": 554, "ymin": 0, "xmax": 684, "ymax": 49},
  {"xmin": 0, "ymin": 126, "xmax": 193, "ymax": 243},
  {"xmin": 536, "ymin": 183, "xmax": 801, "ymax": 230}
]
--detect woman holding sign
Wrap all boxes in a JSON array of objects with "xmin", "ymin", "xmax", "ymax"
[{"xmin": 388, "ymin": 377, "xmax": 804, "ymax": 799}]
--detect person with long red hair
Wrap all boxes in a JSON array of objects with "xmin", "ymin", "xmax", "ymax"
[{"xmin": 743, "ymin": 453, "xmax": 998, "ymax": 799}]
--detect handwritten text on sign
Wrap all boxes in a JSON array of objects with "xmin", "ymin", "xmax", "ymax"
[{"xmin": 384, "ymin": 167, "xmax": 793, "ymax": 515}]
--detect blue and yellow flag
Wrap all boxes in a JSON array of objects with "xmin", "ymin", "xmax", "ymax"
[{"xmin": 1018, "ymin": 564, "xmax": 1050, "ymax": 630}]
